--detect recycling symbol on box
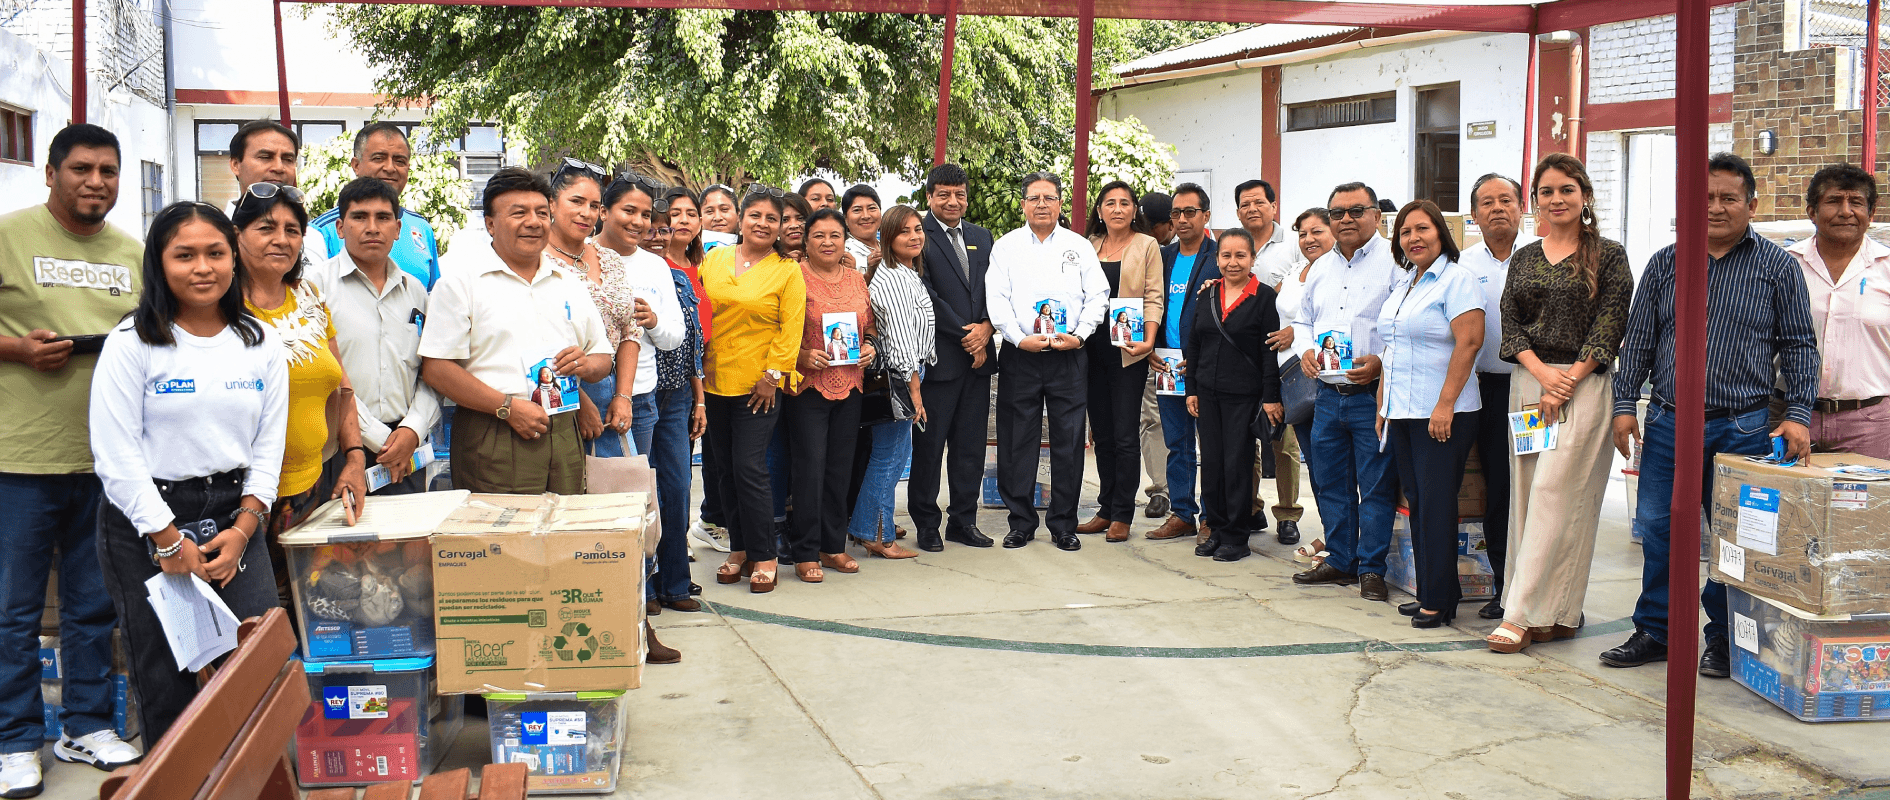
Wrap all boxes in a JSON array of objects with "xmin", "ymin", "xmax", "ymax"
[{"xmin": 551, "ymin": 622, "xmax": 599, "ymax": 662}]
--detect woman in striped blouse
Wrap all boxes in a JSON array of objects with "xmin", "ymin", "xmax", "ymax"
[{"xmin": 847, "ymin": 204, "xmax": 935, "ymax": 556}]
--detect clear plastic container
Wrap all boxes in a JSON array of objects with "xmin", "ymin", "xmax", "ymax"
[
  {"xmin": 485, "ymin": 692, "xmax": 628, "ymax": 794},
  {"xmin": 293, "ymin": 656, "xmax": 465, "ymax": 785},
  {"xmin": 279, "ymin": 491, "xmax": 468, "ymax": 660},
  {"xmin": 1728, "ymin": 586, "xmax": 1890, "ymax": 722}
]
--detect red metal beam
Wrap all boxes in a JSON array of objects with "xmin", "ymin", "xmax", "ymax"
[
  {"xmin": 1538, "ymin": 0, "xmax": 1740, "ymax": 32},
  {"xmin": 933, "ymin": 0, "xmax": 959, "ymax": 166},
  {"xmin": 71, "ymin": 0, "xmax": 85, "ymax": 123},
  {"xmin": 1866, "ymin": 0, "xmax": 1880, "ymax": 171},
  {"xmin": 1521, "ymin": 30, "xmax": 1536, "ymax": 202},
  {"xmin": 1667, "ymin": 0, "xmax": 1708, "ymax": 795},
  {"xmin": 1581, "ymin": 94, "xmax": 1733, "ymax": 131},
  {"xmin": 1071, "ymin": 0, "xmax": 1094, "ymax": 234},
  {"xmin": 274, "ymin": 0, "xmax": 294, "ymax": 125}
]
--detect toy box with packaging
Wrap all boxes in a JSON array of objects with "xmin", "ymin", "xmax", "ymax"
[
  {"xmin": 1385, "ymin": 508, "xmax": 1495, "ymax": 600},
  {"xmin": 39, "ymin": 632, "xmax": 137, "ymax": 740},
  {"xmin": 1708, "ymin": 453, "xmax": 1890, "ymax": 617},
  {"xmin": 432, "ymin": 493, "xmax": 650, "ymax": 694},
  {"xmin": 1727, "ymin": 585, "xmax": 1890, "ymax": 722},
  {"xmin": 981, "ymin": 446, "xmax": 1052, "ymax": 509},
  {"xmin": 292, "ymin": 655, "xmax": 465, "ymax": 785},
  {"xmin": 484, "ymin": 692, "xmax": 628, "ymax": 794},
  {"xmin": 280, "ymin": 491, "xmax": 471, "ymax": 661}
]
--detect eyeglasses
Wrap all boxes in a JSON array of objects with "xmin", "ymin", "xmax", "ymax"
[
  {"xmin": 1024, "ymin": 195, "xmax": 1061, "ymax": 206},
  {"xmin": 1327, "ymin": 205, "xmax": 1373, "ymax": 220},
  {"xmin": 243, "ymin": 182, "xmax": 305, "ymax": 205},
  {"xmin": 746, "ymin": 182, "xmax": 785, "ymax": 198},
  {"xmin": 1169, "ymin": 207, "xmax": 1204, "ymax": 220},
  {"xmin": 647, "ymin": 226, "xmax": 675, "ymax": 237},
  {"xmin": 557, "ymin": 157, "xmax": 607, "ymax": 181}
]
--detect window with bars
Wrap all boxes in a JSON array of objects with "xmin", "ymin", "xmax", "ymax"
[
  {"xmin": 142, "ymin": 161, "xmax": 164, "ymax": 233},
  {"xmin": 1286, "ymin": 91, "xmax": 1397, "ymax": 132},
  {"xmin": 1, "ymin": 106, "xmax": 33, "ymax": 165}
]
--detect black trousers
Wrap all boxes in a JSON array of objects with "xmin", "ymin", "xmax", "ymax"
[
  {"xmin": 705, "ymin": 393, "xmax": 780, "ymax": 561},
  {"xmin": 1474, "ymin": 372, "xmax": 1512, "ymax": 599},
  {"xmin": 785, "ymin": 390, "xmax": 862, "ymax": 562},
  {"xmin": 909, "ymin": 372, "xmax": 993, "ymax": 533},
  {"xmin": 995, "ymin": 343, "xmax": 1086, "ymax": 535},
  {"xmin": 1085, "ymin": 342, "xmax": 1149, "ymax": 524},
  {"xmin": 1388, "ymin": 413, "xmax": 1480, "ymax": 612},
  {"xmin": 1197, "ymin": 390, "xmax": 1264, "ymax": 538}
]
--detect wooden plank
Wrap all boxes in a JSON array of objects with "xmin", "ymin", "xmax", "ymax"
[
  {"xmin": 194, "ymin": 659, "xmax": 310, "ymax": 800},
  {"xmin": 415, "ymin": 768, "xmax": 470, "ymax": 800},
  {"xmin": 258, "ymin": 757, "xmax": 300, "ymax": 800},
  {"xmin": 473, "ymin": 764, "xmax": 528, "ymax": 800},
  {"xmin": 361, "ymin": 781, "xmax": 414, "ymax": 800},
  {"xmin": 98, "ymin": 768, "xmax": 132, "ymax": 800},
  {"xmin": 108, "ymin": 609, "xmax": 298, "ymax": 800}
]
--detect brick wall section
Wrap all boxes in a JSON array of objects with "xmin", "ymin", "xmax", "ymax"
[
  {"xmin": 1733, "ymin": 0, "xmax": 1890, "ymax": 220},
  {"xmin": 1589, "ymin": 6, "xmax": 1737, "ymax": 103}
]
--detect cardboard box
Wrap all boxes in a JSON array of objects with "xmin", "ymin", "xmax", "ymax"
[
  {"xmin": 981, "ymin": 447, "xmax": 1052, "ymax": 509},
  {"xmin": 1386, "ymin": 508, "xmax": 1495, "ymax": 600},
  {"xmin": 1708, "ymin": 453, "xmax": 1890, "ymax": 616},
  {"xmin": 432, "ymin": 494, "xmax": 649, "ymax": 695},
  {"xmin": 1728, "ymin": 585, "xmax": 1890, "ymax": 722},
  {"xmin": 280, "ymin": 491, "xmax": 470, "ymax": 662},
  {"xmin": 293, "ymin": 655, "xmax": 464, "ymax": 785},
  {"xmin": 1397, "ymin": 447, "xmax": 1486, "ymax": 520},
  {"xmin": 42, "ymin": 673, "xmax": 136, "ymax": 741},
  {"xmin": 485, "ymin": 691, "xmax": 628, "ymax": 794}
]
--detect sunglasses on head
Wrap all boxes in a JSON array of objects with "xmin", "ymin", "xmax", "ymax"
[
  {"xmin": 705, "ymin": 183, "xmax": 736, "ymax": 199},
  {"xmin": 606, "ymin": 170, "xmax": 672, "ymax": 213},
  {"xmin": 243, "ymin": 182, "xmax": 305, "ymax": 205},
  {"xmin": 556, "ymin": 157, "xmax": 607, "ymax": 181},
  {"xmin": 1326, "ymin": 205, "xmax": 1373, "ymax": 220},
  {"xmin": 746, "ymin": 182, "xmax": 785, "ymax": 198}
]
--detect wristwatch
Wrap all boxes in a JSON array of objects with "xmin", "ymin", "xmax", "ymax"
[
  {"xmin": 496, "ymin": 397, "xmax": 512, "ymax": 421},
  {"xmin": 764, "ymin": 369, "xmax": 783, "ymax": 386}
]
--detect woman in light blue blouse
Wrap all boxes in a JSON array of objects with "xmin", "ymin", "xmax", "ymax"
[{"xmin": 1374, "ymin": 200, "xmax": 1485, "ymax": 629}]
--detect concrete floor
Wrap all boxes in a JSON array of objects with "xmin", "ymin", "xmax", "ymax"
[{"xmin": 31, "ymin": 452, "xmax": 1890, "ymax": 800}]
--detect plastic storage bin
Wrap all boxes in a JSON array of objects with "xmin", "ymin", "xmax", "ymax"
[
  {"xmin": 1728, "ymin": 586, "xmax": 1890, "ymax": 722},
  {"xmin": 292, "ymin": 656, "xmax": 465, "ymax": 786},
  {"xmin": 279, "ymin": 491, "xmax": 468, "ymax": 660},
  {"xmin": 485, "ymin": 692, "xmax": 628, "ymax": 794}
]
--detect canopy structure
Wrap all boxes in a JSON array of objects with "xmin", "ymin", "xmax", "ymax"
[{"xmin": 60, "ymin": 1, "xmax": 1855, "ymax": 796}]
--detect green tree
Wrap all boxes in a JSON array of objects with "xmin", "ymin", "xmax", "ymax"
[{"xmin": 297, "ymin": 137, "xmax": 472, "ymax": 252}]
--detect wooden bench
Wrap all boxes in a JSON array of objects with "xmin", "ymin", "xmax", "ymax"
[{"xmin": 305, "ymin": 764, "xmax": 528, "ymax": 800}]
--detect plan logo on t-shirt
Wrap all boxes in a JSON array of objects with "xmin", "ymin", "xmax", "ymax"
[
  {"xmin": 153, "ymin": 379, "xmax": 195, "ymax": 395},
  {"xmin": 34, "ymin": 257, "xmax": 133, "ymax": 295}
]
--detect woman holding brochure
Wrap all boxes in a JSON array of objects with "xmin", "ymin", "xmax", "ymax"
[
  {"xmin": 1487, "ymin": 154, "xmax": 1634, "ymax": 653},
  {"xmin": 91, "ymin": 202, "xmax": 288, "ymax": 747},
  {"xmin": 1078, "ymin": 180, "xmax": 1164, "ymax": 542}
]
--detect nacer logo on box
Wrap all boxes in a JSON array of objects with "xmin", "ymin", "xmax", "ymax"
[{"xmin": 35, "ymin": 257, "xmax": 132, "ymax": 295}]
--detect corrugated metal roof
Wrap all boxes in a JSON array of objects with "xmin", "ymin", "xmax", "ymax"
[{"xmin": 1114, "ymin": 24, "xmax": 1359, "ymax": 75}]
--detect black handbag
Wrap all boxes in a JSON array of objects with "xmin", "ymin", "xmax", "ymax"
[
  {"xmin": 1205, "ymin": 284, "xmax": 1279, "ymax": 476},
  {"xmin": 859, "ymin": 340, "xmax": 915, "ymax": 426},
  {"xmin": 1279, "ymin": 364, "xmax": 1318, "ymax": 428}
]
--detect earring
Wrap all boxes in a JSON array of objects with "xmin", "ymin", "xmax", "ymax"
[{"xmin": 1581, "ymin": 206, "xmax": 1595, "ymax": 224}]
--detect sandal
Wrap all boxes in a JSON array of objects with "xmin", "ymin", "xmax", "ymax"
[
  {"xmin": 820, "ymin": 553, "xmax": 860, "ymax": 573},
  {"xmin": 1486, "ymin": 622, "xmax": 1533, "ymax": 654},
  {"xmin": 1294, "ymin": 538, "xmax": 1329, "ymax": 565},
  {"xmin": 749, "ymin": 560, "xmax": 778, "ymax": 593},
  {"xmin": 715, "ymin": 555, "xmax": 752, "ymax": 585},
  {"xmin": 795, "ymin": 562, "xmax": 824, "ymax": 583}
]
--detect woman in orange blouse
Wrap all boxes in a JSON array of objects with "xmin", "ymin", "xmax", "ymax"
[{"xmin": 703, "ymin": 186, "xmax": 806, "ymax": 593}]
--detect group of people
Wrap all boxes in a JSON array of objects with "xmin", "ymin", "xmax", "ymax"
[{"xmin": 0, "ymin": 114, "xmax": 1878, "ymax": 796}]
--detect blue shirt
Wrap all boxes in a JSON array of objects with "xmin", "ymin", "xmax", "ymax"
[
  {"xmin": 1165, "ymin": 253, "xmax": 1197, "ymax": 348},
  {"xmin": 311, "ymin": 206, "xmax": 442, "ymax": 290},
  {"xmin": 655, "ymin": 266, "xmax": 706, "ymax": 391},
  {"xmin": 1378, "ymin": 258, "xmax": 1486, "ymax": 419}
]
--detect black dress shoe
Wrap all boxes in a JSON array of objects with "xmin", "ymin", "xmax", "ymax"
[
  {"xmin": 945, "ymin": 526, "xmax": 994, "ymax": 547},
  {"xmin": 689, "ymin": 582, "xmax": 702, "ymax": 596},
  {"xmin": 915, "ymin": 529, "xmax": 944, "ymax": 552},
  {"xmin": 1002, "ymin": 530, "xmax": 1034, "ymax": 549},
  {"xmin": 1398, "ymin": 601, "xmax": 1421, "ymax": 616},
  {"xmin": 1410, "ymin": 608, "xmax": 1454, "ymax": 628},
  {"xmin": 1145, "ymin": 494, "xmax": 1170, "ymax": 518},
  {"xmin": 1699, "ymin": 638, "xmax": 1732, "ymax": 679},
  {"xmin": 1478, "ymin": 598, "xmax": 1504, "ymax": 620},
  {"xmin": 1358, "ymin": 573, "xmax": 1389, "ymax": 601},
  {"xmin": 1292, "ymin": 563, "xmax": 1357, "ymax": 585},
  {"xmin": 1193, "ymin": 530, "xmax": 1221, "ymax": 558},
  {"xmin": 1213, "ymin": 540, "xmax": 1251, "ymax": 562},
  {"xmin": 1599, "ymin": 630, "xmax": 1668, "ymax": 668},
  {"xmin": 1052, "ymin": 532, "xmax": 1081, "ymax": 551},
  {"xmin": 1276, "ymin": 520, "xmax": 1300, "ymax": 546}
]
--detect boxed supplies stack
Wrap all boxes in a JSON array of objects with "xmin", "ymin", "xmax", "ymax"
[
  {"xmin": 431, "ymin": 493, "xmax": 651, "ymax": 695},
  {"xmin": 1385, "ymin": 509, "xmax": 1496, "ymax": 600},
  {"xmin": 1707, "ymin": 453, "xmax": 1890, "ymax": 616},
  {"xmin": 37, "ymin": 632, "xmax": 137, "ymax": 740},
  {"xmin": 279, "ymin": 491, "xmax": 470, "ymax": 660},
  {"xmin": 484, "ymin": 692, "xmax": 629, "ymax": 794},
  {"xmin": 292, "ymin": 656, "xmax": 465, "ymax": 785},
  {"xmin": 1727, "ymin": 585, "xmax": 1890, "ymax": 722}
]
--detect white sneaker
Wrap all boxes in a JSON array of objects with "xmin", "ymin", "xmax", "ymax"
[
  {"xmin": 689, "ymin": 519, "xmax": 730, "ymax": 553},
  {"xmin": 0, "ymin": 752, "xmax": 41, "ymax": 799},
  {"xmin": 54, "ymin": 729, "xmax": 142, "ymax": 770}
]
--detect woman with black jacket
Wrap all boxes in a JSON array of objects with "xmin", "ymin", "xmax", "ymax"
[{"xmin": 1185, "ymin": 228, "xmax": 1283, "ymax": 562}]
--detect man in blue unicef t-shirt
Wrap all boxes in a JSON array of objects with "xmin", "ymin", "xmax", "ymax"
[
  {"xmin": 310, "ymin": 122, "xmax": 442, "ymax": 289},
  {"xmin": 1148, "ymin": 183, "xmax": 1218, "ymax": 542}
]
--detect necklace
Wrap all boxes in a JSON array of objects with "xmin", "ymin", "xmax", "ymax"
[{"xmin": 550, "ymin": 241, "xmax": 584, "ymax": 262}]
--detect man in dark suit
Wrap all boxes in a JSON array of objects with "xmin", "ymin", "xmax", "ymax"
[
  {"xmin": 909, "ymin": 163, "xmax": 998, "ymax": 551},
  {"xmin": 1147, "ymin": 183, "xmax": 1220, "ymax": 542}
]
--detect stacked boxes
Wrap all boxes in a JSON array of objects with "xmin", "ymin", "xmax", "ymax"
[
  {"xmin": 37, "ymin": 634, "xmax": 137, "ymax": 741},
  {"xmin": 1727, "ymin": 586, "xmax": 1890, "ymax": 722},
  {"xmin": 1385, "ymin": 509, "xmax": 1496, "ymax": 600},
  {"xmin": 485, "ymin": 692, "xmax": 629, "ymax": 794},
  {"xmin": 293, "ymin": 656, "xmax": 465, "ymax": 785}
]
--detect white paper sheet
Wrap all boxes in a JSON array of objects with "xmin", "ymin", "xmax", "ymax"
[{"xmin": 145, "ymin": 572, "xmax": 240, "ymax": 672}]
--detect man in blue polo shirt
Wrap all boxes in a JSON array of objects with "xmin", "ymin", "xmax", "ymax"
[
  {"xmin": 1146, "ymin": 182, "xmax": 1218, "ymax": 542},
  {"xmin": 311, "ymin": 122, "xmax": 441, "ymax": 289}
]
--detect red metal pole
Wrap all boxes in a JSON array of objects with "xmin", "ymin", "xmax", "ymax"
[
  {"xmin": 274, "ymin": 0, "xmax": 294, "ymax": 126},
  {"xmin": 1866, "ymin": 0, "xmax": 1881, "ymax": 171},
  {"xmin": 1071, "ymin": 0, "xmax": 1094, "ymax": 234},
  {"xmin": 1667, "ymin": 0, "xmax": 1708, "ymax": 797},
  {"xmin": 933, "ymin": 0, "xmax": 959, "ymax": 166},
  {"xmin": 1521, "ymin": 30, "xmax": 1538, "ymax": 208},
  {"xmin": 71, "ymin": 0, "xmax": 85, "ymax": 123}
]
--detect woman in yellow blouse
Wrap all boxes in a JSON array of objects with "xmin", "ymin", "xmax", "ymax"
[{"xmin": 703, "ymin": 185, "xmax": 806, "ymax": 594}]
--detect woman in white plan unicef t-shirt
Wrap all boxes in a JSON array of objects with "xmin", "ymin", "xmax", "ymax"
[{"xmin": 88, "ymin": 202, "xmax": 288, "ymax": 748}]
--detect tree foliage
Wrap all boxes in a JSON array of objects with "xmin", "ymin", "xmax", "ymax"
[{"xmin": 297, "ymin": 137, "xmax": 472, "ymax": 252}]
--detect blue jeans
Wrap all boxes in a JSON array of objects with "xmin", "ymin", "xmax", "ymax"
[
  {"xmin": 0, "ymin": 473, "xmax": 115, "ymax": 751},
  {"xmin": 648, "ymin": 387, "xmax": 695, "ymax": 602},
  {"xmin": 581, "ymin": 375, "xmax": 655, "ymax": 457},
  {"xmin": 849, "ymin": 421, "xmax": 914, "ymax": 543},
  {"xmin": 1633, "ymin": 403, "xmax": 1770, "ymax": 645},
  {"xmin": 1309, "ymin": 386, "xmax": 1397, "ymax": 576},
  {"xmin": 1156, "ymin": 395, "xmax": 1199, "ymax": 524}
]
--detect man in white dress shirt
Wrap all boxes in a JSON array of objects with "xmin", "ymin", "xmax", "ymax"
[
  {"xmin": 309, "ymin": 177, "xmax": 441, "ymax": 496},
  {"xmin": 1290, "ymin": 182, "xmax": 1399, "ymax": 602},
  {"xmin": 986, "ymin": 172, "xmax": 1110, "ymax": 551}
]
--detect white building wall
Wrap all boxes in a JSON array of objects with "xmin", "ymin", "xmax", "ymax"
[
  {"xmin": 1096, "ymin": 66, "xmax": 1270, "ymax": 219},
  {"xmin": 1588, "ymin": 6, "xmax": 1737, "ymax": 103},
  {"xmin": 172, "ymin": 2, "xmax": 381, "ymax": 95}
]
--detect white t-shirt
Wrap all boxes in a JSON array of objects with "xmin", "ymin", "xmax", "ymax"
[
  {"xmin": 418, "ymin": 243, "xmax": 613, "ymax": 400},
  {"xmin": 844, "ymin": 237, "xmax": 874, "ymax": 275},
  {"xmin": 90, "ymin": 320, "xmax": 289, "ymax": 535},
  {"xmin": 1275, "ymin": 257, "xmax": 1315, "ymax": 368},
  {"xmin": 614, "ymin": 246, "xmax": 687, "ymax": 395}
]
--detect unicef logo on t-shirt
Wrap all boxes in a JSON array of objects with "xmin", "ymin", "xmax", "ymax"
[{"xmin": 224, "ymin": 379, "xmax": 265, "ymax": 392}]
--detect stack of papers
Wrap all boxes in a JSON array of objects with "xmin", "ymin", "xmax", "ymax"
[{"xmin": 145, "ymin": 573, "xmax": 240, "ymax": 672}]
